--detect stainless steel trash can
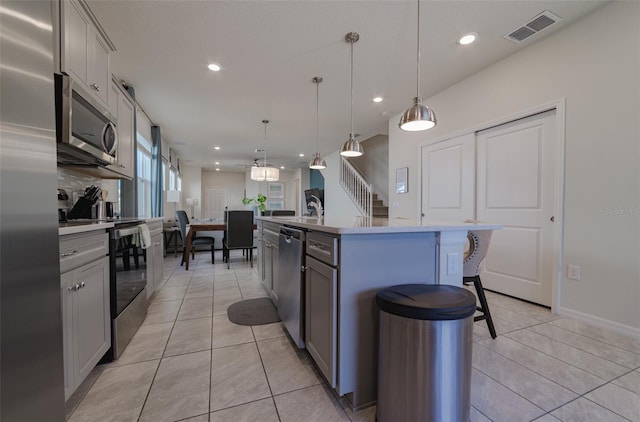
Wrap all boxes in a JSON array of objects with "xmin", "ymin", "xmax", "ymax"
[{"xmin": 376, "ymin": 284, "xmax": 476, "ymax": 422}]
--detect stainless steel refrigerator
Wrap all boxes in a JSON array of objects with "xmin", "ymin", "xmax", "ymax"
[{"xmin": 0, "ymin": 0, "xmax": 65, "ymax": 420}]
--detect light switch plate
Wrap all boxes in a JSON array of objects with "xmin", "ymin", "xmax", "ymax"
[{"xmin": 567, "ymin": 265, "xmax": 581, "ymax": 280}]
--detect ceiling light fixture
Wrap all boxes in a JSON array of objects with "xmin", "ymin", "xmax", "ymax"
[
  {"xmin": 299, "ymin": 153, "xmax": 305, "ymax": 157},
  {"xmin": 399, "ymin": 0, "xmax": 437, "ymax": 132},
  {"xmin": 340, "ymin": 32, "xmax": 364, "ymax": 157},
  {"xmin": 373, "ymin": 97, "xmax": 383, "ymax": 103},
  {"xmin": 207, "ymin": 63, "xmax": 221, "ymax": 71},
  {"xmin": 214, "ymin": 146, "xmax": 221, "ymax": 150},
  {"xmin": 309, "ymin": 76, "xmax": 327, "ymax": 170},
  {"xmin": 250, "ymin": 120, "xmax": 279, "ymax": 182},
  {"xmin": 458, "ymin": 32, "xmax": 477, "ymax": 45},
  {"xmin": 214, "ymin": 161, "xmax": 219, "ymax": 165}
]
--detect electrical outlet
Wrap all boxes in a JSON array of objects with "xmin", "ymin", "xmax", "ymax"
[{"xmin": 567, "ymin": 265, "xmax": 581, "ymax": 280}]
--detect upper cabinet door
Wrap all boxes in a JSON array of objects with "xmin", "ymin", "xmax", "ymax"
[
  {"xmin": 63, "ymin": 0, "xmax": 89, "ymax": 85},
  {"xmin": 89, "ymin": 34, "xmax": 110, "ymax": 105},
  {"xmin": 61, "ymin": 0, "xmax": 113, "ymax": 109}
]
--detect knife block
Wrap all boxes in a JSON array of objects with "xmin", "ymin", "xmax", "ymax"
[{"xmin": 67, "ymin": 197, "xmax": 93, "ymax": 220}]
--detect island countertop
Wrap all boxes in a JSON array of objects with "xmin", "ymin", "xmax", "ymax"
[{"xmin": 257, "ymin": 215, "xmax": 500, "ymax": 234}]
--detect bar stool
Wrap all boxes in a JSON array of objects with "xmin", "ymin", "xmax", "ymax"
[{"xmin": 463, "ymin": 230, "xmax": 497, "ymax": 339}]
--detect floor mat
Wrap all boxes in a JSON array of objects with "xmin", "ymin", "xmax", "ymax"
[{"xmin": 227, "ymin": 297, "xmax": 280, "ymax": 326}]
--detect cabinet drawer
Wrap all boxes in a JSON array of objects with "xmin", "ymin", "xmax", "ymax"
[
  {"xmin": 306, "ymin": 232, "xmax": 338, "ymax": 267},
  {"xmin": 60, "ymin": 231, "xmax": 108, "ymax": 273}
]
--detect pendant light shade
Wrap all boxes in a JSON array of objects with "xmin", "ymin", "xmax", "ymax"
[
  {"xmin": 399, "ymin": 0, "xmax": 436, "ymax": 131},
  {"xmin": 399, "ymin": 97, "xmax": 436, "ymax": 131},
  {"xmin": 309, "ymin": 153, "xmax": 327, "ymax": 169},
  {"xmin": 309, "ymin": 76, "xmax": 326, "ymax": 170},
  {"xmin": 250, "ymin": 120, "xmax": 279, "ymax": 182},
  {"xmin": 340, "ymin": 32, "xmax": 363, "ymax": 158}
]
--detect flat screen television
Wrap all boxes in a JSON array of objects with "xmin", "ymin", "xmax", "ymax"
[{"xmin": 304, "ymin": 188, "xmax": 323, "ymax": 214}]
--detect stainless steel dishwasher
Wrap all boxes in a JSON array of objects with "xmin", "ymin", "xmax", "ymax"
[{"xmin": 278, "ymin": 226, "xmax": 306, "ymax": 348}]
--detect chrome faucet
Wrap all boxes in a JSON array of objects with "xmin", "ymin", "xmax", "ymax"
[{"xmin": 307, "ymin": 195, "xmax": 323, "ymax": 217}]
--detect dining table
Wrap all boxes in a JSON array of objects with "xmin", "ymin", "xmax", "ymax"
[{"xmin": 183, "ymin": 221, "xmax": 256, "ymax": 270}]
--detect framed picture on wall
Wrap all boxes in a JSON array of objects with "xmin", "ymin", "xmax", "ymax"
[
  {"xmin": 267, "ymin": 182, "xmax": 284, "ymax": 198},
  {"xmin": 267, "ymin": 199, "xmax": 284, "ymax": 210}
]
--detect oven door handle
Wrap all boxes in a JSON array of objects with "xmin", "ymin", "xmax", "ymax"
[{"xmin": 115, "ymin": 227, "xmax": 138, "ymax": 238}]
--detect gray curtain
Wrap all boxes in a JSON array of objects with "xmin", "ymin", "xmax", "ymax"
[{"xmin": 151, "ymin": 125, "xmax": 163, "ymax": 217}]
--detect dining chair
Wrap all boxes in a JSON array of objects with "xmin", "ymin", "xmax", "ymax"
[
  {"xmin": 176, "ymin": 210, "xmax": 215, "ymax": 265},
  {"xmin": 223, "ymin": 210, "xmax": 254, "ymax": 269},
  {"xmin": 463, "ymin": 230, "xmax": 497, "ymax": 338}
]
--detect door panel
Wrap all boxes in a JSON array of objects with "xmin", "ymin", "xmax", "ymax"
[
  {"xmin": 477, "ymin": 110, "xmax": 556, "ymax": 306},
  {"xmin": 421, "ymin": 133, "xmax": 475, "ymax": 222}
]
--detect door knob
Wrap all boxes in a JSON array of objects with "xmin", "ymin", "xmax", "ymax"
[{"xmin": 550, "ymin": 216, "xmax": 555, "ymax": 222}]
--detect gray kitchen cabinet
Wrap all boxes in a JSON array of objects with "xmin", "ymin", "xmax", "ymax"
[
  {"xmin": 256, "ymin": 221, "xmax": 264, "ymax": 281},
  {"xmin": 146, "ymin": 221, "xmax": 164, "ymax": 299},
  {"xmin": 262, "ymin": 223, "xmax": 280, "ymax": 302},
  {"xmin": 106, "ymin": 78, "xmax": 135, "ymax": 179},
  {"xmin": 60, "ymin": 230, "xmax": 110, "ymax": 400},
  {"xmin": 305, "ymin": 233, "xmax": 338, "ymax": 387},
  {"xmin": 61, "ymin": 0, "xmax": 114, "ymax": 108}
]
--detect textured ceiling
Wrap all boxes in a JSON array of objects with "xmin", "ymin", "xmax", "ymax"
[{"xmin": 88, "ymin": 0, "xmax": 607, "ymax": 172}]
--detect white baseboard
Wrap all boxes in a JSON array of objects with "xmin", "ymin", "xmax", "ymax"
[{"xmin": 558, "ymin": 307, "xmax": 640, "ymax": 339}]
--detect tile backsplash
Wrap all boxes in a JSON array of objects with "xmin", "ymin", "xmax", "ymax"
[{"xmin": 58, "ymin": 168, "xmax": 120, "ymax": 216}]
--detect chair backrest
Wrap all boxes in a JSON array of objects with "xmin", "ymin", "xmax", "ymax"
[
  {"xmin": 175, "ymin": 210, "xmax": 190, "ymax": 243},
  {"xmin": 225, "ymin": 210, "xmax": 254, "ymax": 248},
  {"xmin": 463, "ymin": 230, "xmax": 493, "ymax": 277}
]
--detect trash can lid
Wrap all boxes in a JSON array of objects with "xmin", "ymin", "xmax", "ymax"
[{"xmin": 376, "ymin": 284, "xmax": 476, "ymax": 320}]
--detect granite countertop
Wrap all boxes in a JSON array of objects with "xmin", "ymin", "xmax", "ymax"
[{"xmin": 257, "ymin": 216, "xmax": 501, "ymax": 235}]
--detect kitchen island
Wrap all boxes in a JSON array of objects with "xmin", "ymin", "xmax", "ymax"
[{"xmin": 257, "ymin": 216, "xmax": 499, "ymax": 410}]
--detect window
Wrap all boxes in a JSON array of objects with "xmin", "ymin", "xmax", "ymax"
[{"xmin": 137, "ymin": 133, "xmax": 152, "ymax": 218}]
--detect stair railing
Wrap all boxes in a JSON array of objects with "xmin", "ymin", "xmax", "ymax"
[{"xmin": 339, "ymin": 156, "xmax": 373, "ymax": 217}]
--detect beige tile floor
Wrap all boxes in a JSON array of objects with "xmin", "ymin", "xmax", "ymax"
[{"xmin": 66, "ymin": 251, "xmax": 640, "ymax": 422}]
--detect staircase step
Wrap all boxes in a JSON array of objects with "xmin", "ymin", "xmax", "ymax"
[
  {"xmin": 373, "ymin": 206, "xmax": 388, "ymax": 217},
  {"xmin": 373, "ymin": 199, "xmax": 383, "ymax": 207}
]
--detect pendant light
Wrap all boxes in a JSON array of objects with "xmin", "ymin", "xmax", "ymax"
[
  {"xmin": 340, "ymin": 32, "xmax": 363, "ymax": 157},
  {"xmin": 250, "ymin": 120, "xmax": 279, "ymax": 181},
  {"xmin": 398, "ymin": 0, "xmax": 437, "ymax": 131},
  {"xmin": 309, "ymin": 76, "xmax": 326, "ymax": 169}
]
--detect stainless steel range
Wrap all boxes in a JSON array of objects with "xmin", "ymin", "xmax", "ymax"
[{"xmin": 107, "ymin": 220, "xmax": 148, "ymax": 359}]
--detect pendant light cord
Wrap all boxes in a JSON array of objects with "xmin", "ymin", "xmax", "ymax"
[
  {"xmin": 263, "ymin": 120, "xmax": 268, "ymax": 166},
  {"xmin": 350, "ymin": 38, "xmax": 354, "ymax": 136},
  {"xmin": 316, "ymin": 80, "xmax": 320, "ymax": 151},
  {"xmin": 416, "ymin": 0, "xmax": 421, "ymax": 97}
]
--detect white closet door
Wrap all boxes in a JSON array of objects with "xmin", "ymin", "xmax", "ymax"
[
  {"xmin": 477, "ymin": 110, "xmax": 556, "ymax": 306},
  {"xmin": 204, "ymin": 188, "xmax": 228, "ymax": 220},
  {"xmin": 421, "ymin": 133, "xmax": 475, "ymax": 222}
]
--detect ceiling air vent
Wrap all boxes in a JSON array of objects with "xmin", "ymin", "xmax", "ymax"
[{"xmin": 505, "ymin": 10, "xmax": 561, "ymax": 43}]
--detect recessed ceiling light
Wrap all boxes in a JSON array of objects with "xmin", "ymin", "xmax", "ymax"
[
  {"xmin": 207, "ymin": 63, "xmax": 222, "ymax": 72},
  {"xmin": 280, "ymin": 166, "xmax": 285, "ymax": 169},
  {"xmin": 213, "ymin": 146, "xmax": 221, "ymax": 150},
  {"xmin": 299, "ymin": 153, "xmax": 304, "ymax": 157},
  {"xmin": 214, "ymin": 161, "xmax": 220, "ymax": 165},
  {"xmin": 458, "ymin": 33, "xmax": 477, "ymax": 45},
  {"xmin": 215, "ymin": 168, "xmax": 220, "ymax": 171},
  {"xmin": 373, "ymin": 97, "xmax": 383, "ymax": 103}
]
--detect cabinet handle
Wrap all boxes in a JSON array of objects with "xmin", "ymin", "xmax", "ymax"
[
  {"xmin": 153, "ymin": 241, "xmax": 161, "ymax": 246},
  {"xmin": 119, "ymin": 164, "xmax": 126, "ymax": 168},
  {"xmin": 61, "ymin": 250, "xmax": 79, "ymax": 257},
  {"xmin": 80, "ymin": 282, "xmax": 85, "ymax": 289},
  {"xmin": 68, "ymin": 283, "xmax": 80, "ymax": 292},
  {"xmin": 91, "ymin": 83, "xmax": 100, "ymax": 92}
]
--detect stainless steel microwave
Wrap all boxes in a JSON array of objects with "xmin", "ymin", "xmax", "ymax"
[{"xmin": 55, "ymin": 73, "xmax": 117, "ymax": 166}]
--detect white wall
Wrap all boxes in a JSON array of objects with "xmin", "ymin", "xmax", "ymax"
[
  {"xmin": 322, "ymin": 151, "xmax": 361, "ymax": 219},
  {"xmin": 181, "ymin": 165, "xmax": 202, "ymax": 218},
  {"xmin": 201, "ymin": 170, "xmax": 246, "ymax": 212},
  {"xmin": 349, "ymin": 134, "xmax": 389, "ymax": 204},
  {"xmin": 389, "ymin": 2, "xmax": 640, "ymax": 333}
]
